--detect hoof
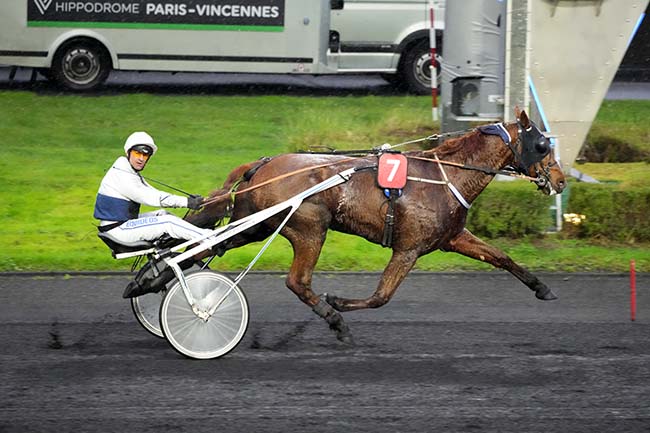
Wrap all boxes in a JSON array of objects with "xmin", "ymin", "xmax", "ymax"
[
  {"xmin": 313, "ymin": 298, "xmax": 354, "ymax": 344},
  {"xmin": 535, "ymin": 287, "xmax": 558, "ymax": 301},
  {"xmin": 332, "ymin": 316, "xmax": 354, "ymax": 345},
  {"xmin": 323, "ymin": 293, "xmax": 339, "ymax": 310},
  {"xmin": 337, "ymin": 332, "xmax": 355, "ymax": 346},
  {"xmin": 332, "ymin": 320, "xmax": 355, "ymax": 345}
]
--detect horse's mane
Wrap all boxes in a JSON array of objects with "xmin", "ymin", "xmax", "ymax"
[
  {"xmin": 407, "ymin": 121, "xmax": 517, "ymax": 164},
  {"xmin": 407, "ymin": 128, "xmax": 483, "ymax": 162}
]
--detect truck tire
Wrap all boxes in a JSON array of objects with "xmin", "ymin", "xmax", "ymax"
[
  {"xmin": 399, "ymin": 40, "xmax": 441, "ymax": 95},
  {"xmin": 52, "ymin": 39, "xmax": 111, "ymax": 91}
]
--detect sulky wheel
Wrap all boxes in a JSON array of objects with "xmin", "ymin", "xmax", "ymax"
[
  {"xmin": 130, "ymin": 290, "xmax": 167, "ymax": 338},
  {"xmin": 160, "ymin": 271, "xmax": 249, "ymax": 360},
  {"xmin": 130, "ymin": 261, "xmax": 208, "ymax": 338}
]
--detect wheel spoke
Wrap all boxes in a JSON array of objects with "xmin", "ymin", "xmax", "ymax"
[{"xmin": 160, "ymin": 271, "xmax": 249, "ymax": 359}]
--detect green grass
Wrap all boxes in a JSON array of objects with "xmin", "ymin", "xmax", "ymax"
[
  {"xmin": 574, "ymin": 162, "xmax": 650, "ymax": 187},
  {"xmin": 588, "ymin": 100, "xmax": 650, "ymax": 153},
  {"xmin": 1, "ymin": 91, "xmax": 648, "ymax": 273},
  {"xmin": 584, "ymin": 100, "xmax": 650, "ymax": 161}
]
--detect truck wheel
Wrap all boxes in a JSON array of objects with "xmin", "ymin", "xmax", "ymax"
[
  {"xmin": 52, "ymin": 40, "xmax": 110, "ymax": 91},
  {"xmin": 400, "ymin": 40, "xmax": 441, "ymax": 95}
]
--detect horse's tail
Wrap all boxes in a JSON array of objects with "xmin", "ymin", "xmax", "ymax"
[{"xmin": 185, "ymin": 158, "xmax": 271, "ymax": 229}]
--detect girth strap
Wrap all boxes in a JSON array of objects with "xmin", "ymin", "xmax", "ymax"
[{"xmin": 381, "ymin": 188, "xmax": 401, "ymax": 248}]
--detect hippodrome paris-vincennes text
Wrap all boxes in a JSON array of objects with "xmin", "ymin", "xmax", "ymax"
[{"xmin": 51, "ymin": 2, "xmax": 281, "ymax": 18}]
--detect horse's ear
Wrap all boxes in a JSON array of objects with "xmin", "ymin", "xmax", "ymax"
[{"xmin": 517, "ymin": 108, "xmax": 530, "ymax": 129}]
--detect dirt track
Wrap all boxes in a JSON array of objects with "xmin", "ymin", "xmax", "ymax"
[{"xmin": 1, "ymin": 272, "xmax": 649, "ymax": 432}]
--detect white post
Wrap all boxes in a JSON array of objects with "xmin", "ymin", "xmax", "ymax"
[
  {"xmin": 554, "ymin": 141, "xmax": 563, "ymax": 232},
  {"xmin": 429, "ymin": 0, "xmax": 438, "ymax": 121}
]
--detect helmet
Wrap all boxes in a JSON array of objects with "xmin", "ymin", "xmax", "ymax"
[{"xmin": 124, "ymin": 131, "xmax": 158, "ymax": 156}]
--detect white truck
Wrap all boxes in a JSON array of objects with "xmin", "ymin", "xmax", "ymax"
[
  {"xmin": 0, "ymin": 0, "xmax": 443, "ymax": 93},
  {"xmin": 332, "ymin": 0, "xmax": 444, "ymax": 93}
]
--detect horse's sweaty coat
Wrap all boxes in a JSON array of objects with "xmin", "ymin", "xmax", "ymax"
[{"xmin": 187, "ymin": 110, "xmax": 566, "ymax": 342}]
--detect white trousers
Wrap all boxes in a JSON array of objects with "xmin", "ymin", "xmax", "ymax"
[{"xmin": 105, "ymin": 210, "xmax": 212, "ymax": 244}]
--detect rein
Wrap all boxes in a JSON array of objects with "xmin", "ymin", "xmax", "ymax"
[
  {"xmin": 302, "ymin": 129, "xmax": 471, "ymax": 156},
  {"xmin": 385, "ymin": 129, "xmax": 474, "ymax": 150},
  {"xmin": 201, "ymin": 156, "xmax": 362, "ymax": 206},
  {"xmin": 303, "ymin": 127, "xmax": 543, "ymax": 183},
  {"xmin": 142, "ymin": 175, "xmax": 193, "ymax": 196},
  {"xmin": 407, "ymin": 155, "xmax": 540, "ymax": 183},
  {"xmin": 110, "ymin": 165, "xmax": 194, "ymax": 196},
  {"xmin": 200, "ymin": 124, "xmax": 548, "ymax": 208}
]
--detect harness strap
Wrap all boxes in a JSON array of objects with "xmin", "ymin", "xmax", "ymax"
[
  {"xmin": 477, "ymin": 123, "xmax": 511, "ymax": 145},
  {"xmin": 433, "ymin": 154, "xmax": 471, "ymax": 209},
  {"xmin": 403, "ymin": 155, "xmax": 472, "ymax": 209},
  {"xmin": 202, "ymin": 156, "xmax": 361, "ymax": 207},
  {"xmin": 407, "ymin": 154, "xmax": 472, "ymax": 209},
  {"xmin": 381, "ymin": 189, "xmax": 400, "ymax": 248}
]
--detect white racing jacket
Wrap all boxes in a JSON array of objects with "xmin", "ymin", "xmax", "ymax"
[{"xmin": 94, "ymin": 156, "xmax": 188, "ymax": 224}]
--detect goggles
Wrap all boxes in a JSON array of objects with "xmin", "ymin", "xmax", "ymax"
[
  {"xmin": 129, "ymin": 144, "xmax": 153, "ymax": 160},
  {"xmin": 130, "ymin": 148, "xmax": 151, "ymax": 160}
]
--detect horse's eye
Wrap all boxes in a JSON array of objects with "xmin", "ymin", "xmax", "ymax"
[{"xmin": 535, "ymin": 138, "xmax": 549, "ymax": 154}]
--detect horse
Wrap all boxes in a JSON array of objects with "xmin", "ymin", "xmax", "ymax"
[{"xmin": 187, "ymin": 109, "xmax": 566, "ymax": 343}]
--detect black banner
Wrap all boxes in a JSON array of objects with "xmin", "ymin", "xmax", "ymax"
[{"xmin": 27, "ymin": 0, "xmax": 285, "ymax": 28}]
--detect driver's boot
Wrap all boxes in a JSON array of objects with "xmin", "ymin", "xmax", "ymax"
[{"xmin": 122, "ymin": 257, "xmax": 196, "ymax": 298}]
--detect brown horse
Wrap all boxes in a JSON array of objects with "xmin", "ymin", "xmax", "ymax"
[{"xmin": 187, "ymin": 109, "xmax": 566, "ymax": 343}]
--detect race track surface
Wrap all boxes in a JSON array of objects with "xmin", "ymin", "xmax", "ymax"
[{"xmin": 1, "ymin": 272, "xmax": 649, "ymax": 433}]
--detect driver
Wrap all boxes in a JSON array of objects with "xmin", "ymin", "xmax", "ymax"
[{"xmin": 94, "ymin": 131, "xmax": 212, "ymax": 297}]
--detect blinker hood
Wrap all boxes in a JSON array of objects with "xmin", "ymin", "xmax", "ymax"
[
  {"xmin": 477, "ymin": 122, "xmax": 551, "ymax": 171},
  {"xmin": 519, "ymin": 124, "xmax": 551, "ymax": 168}
]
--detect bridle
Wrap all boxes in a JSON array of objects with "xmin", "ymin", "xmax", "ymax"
[
  {"xmin": 407, "ymin": 119, "xmax": 556, "ymax": 187},
  {"xmin": 504, "ymin": 118, "xmax": 556, "ymax": 190}
]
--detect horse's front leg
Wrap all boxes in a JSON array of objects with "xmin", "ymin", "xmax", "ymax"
[
  {"xmin": 443, "ymin": 229, "xmax": 557, "ymax": 300},
  {"xmin": 326, "ymin": 249, "xmax": 419, "ymax": 312},
  {"xmin": 282, "ymin": 224, "xmax": 354, "ymax": 344}
]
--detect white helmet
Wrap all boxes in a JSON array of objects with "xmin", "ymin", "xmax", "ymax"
[{"xmin": 124, "ymin": 131, "xmax": 158, "ymax": 156}]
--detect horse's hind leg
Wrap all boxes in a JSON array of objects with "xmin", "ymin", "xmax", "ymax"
[
  {"xmin": 443, "ymin": 229, "xmax": 557, "ymax": 300},
  {"xmin": 282, "ymin": 225, "xmax": 353, "ymax": 343},
  {"xmin": 326, "ymin": 249, "xmax": 419, "ymax": 312}
]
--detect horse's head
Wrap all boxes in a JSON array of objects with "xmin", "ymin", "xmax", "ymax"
[{"xmin": 513, "ymin": 108, "xmax": 566, "ymax": 195}]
